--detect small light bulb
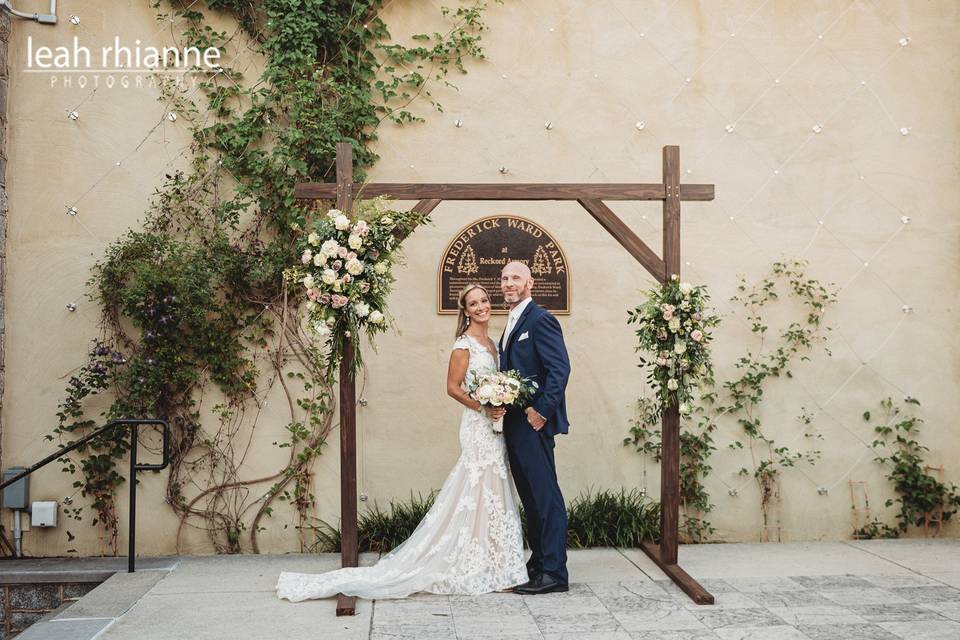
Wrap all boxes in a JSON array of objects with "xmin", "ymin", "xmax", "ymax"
[
  {"xmin": 544, "ymin": 121, "xmax": 553, "ymax": 130},
  {"xmin": 812, "ymin": 124, "xmax": 823, "ymax": 133},
  {"xmin": 818, "ymin": 220, "xmax": 824, "ymax": 225},
  {"xmin": 167, "ymin": 112, "xmax": 177, "ymax": 122},
  {"xmin": 68, "ymin": 111, "xmax": 80, "ymax": 120},
  {"xmin": 899, "ymin": 36, "xmax": 911, "ymax": 47},
  {"xmin": 501, "ymin": 74, "xmax": 508, "ymax": 79},
  {"xmin": 773, "ymin": 169, "xmax": 780, "ymax": 175},
  {"xmin": 899, "ymin": 127, "xmax": 911, "ymax": 136},
  {"xmin": 66, "ymin": 302, "xmax": 78, "ymax": 312},
  {"xmin": 635, "ymin": 121, "xmax": 645, "ymax": 130},
  {"xmin": 774, "ymin": 78, "xmax": 780, "ymax": 84},
  {"xmin": 725, "ymin": 124, "xmax": 735, "ymax": 133},
  {"xmin": 359, "ymin": 492, "xmax": 369, "ymax": 502},
  {"xmin": 728, "ymin": 488, "xmax": 738, "ymax": 497},
  {"xmin": 900, "ymin": 215, "xmax": 910, "ymax": 224},
  {"xmin": 901, "ymin": 305, "xmax": 913, "ymax": 314},
  {"xmin": 863, "ymin": 262, "xmax": 869, "ymax": 267},
  {"xmin": 499, "ymin": 166, "xmax": 509, "ymax": 174},
  {"xmin": 69, "ymin": 15, "xmax": 80, "ymax": 25},
  {"xmin": 817, "ymin": 487, "xmax": 829, "ymax": 496},
  {"xmin": 729, "ymin": 215, "xmax": 735, "ymax": 221},
  {"xmin": 685, "ymin": 77, "xmax": 691, "ymax": 83},
  {"xmin": 66, "ymin": 206, "xmax": 78, "ymax": 216},
  {"xmin": 454, "ymin": 118, "xmax": 463, "ymax": 128}
]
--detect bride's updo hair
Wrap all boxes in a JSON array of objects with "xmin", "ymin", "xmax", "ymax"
[{"xmin": 455, "ymin": 283, "xmax": 489, "ymax": 337}]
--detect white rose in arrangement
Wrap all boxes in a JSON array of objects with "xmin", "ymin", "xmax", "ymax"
[
  {"xmin": 369, "ymin": 310, "xmax": 384, "ymax": 324},
  {"xmin": 312, "ymin": 322, "xmax": 331, "ymax": 338},
  {"xmin": 326, "ymin": 208, "xmax": 342, "ymax": 220},
  {"xmin": 313, "ymin": 252, "xmax": 327, "ymax": 267},
  {"xmin": 345, "ymin": 258, "xmax": 364, "ymax": 275},
  {"xmin": 302, "ymin": 274, "xmax": 315, "ymax": 289},
  {"xmin": 306, "ymin": 300, "xmax": 317, "ymax": 312},
  {"xmin": 679, "ymin": 282, "xmax": 693, "ymax": 296},
  {"xmin": 321, "ymin": 269, "xmax": 337, "ymax": 285},
  {"xmin": 334, "ymin": 215, "xmax": 351, "ymax": 231},
  {"xmin": 674, "ymin": 341, "xmax": 687, "ymax": 355},
  {"xmin": 333, "ymin": 281, "xmax": 342, "ymax": 292},
  {"xmin": 301, "ymin": 249, "xmax": 312, "ymax": 264},
  {"xmin": 320, "ymin": 239, "xmax": 339, "ymax": 257},
  {"xmin": 374, "ymin": 261, "xmax": 389, "ymax": 275},
  {"xmin": 348, "ymin": 234, "xmax": 363, "ymax": 250},
  {"xmin": 354, "ymin": 302, "xmax": 370, "ymax": 317},
  {"xmin": 667, "ymin": 378, "xmax": 679, "ymax": 390},
  {"xmin": 668, "ymin": 317, "xmax": 681, "ymax": 332},
  {"xmin": 476, "ymin": 384, "xmax": 495, "ymax": 403},
  {"xmin": 679, "ymin": 402, "xmax": 691, "ymax": 415},
  {"xmin": 307, "ymin": 232, "xmax": 321, "ymax": 246},
  {"xmin": 326, "ymin": 317, "xmax": 336, "ymax": 327}
]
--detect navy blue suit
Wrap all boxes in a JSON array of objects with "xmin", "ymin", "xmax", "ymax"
[{"xmin": 499, "ymin": 300, "xmax": 570, "ymax": 583}]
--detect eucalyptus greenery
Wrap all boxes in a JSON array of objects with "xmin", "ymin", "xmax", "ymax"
[{"xmin": 50, "ymin": 0, "xmax": 498, "ymax": 553}]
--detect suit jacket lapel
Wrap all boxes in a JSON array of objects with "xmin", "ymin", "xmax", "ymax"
[{"xmin": 504, "ymin": 301, "xmax": 537, "ymax": 356}]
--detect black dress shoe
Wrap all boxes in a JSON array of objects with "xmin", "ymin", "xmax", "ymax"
[
  {"xmin": 527, "ymin": 566, "xmax": 543, "ymax": 581},
  {"xmin": 513, "ymin": 573, "xmax": 569, "ymax": 595}
]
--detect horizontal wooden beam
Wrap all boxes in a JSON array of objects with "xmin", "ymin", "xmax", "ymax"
[
  {"xmin": 640, "ymin": 540, "xmax": 714, "ymax": 605},
  {"xmin": 295, "ymin": 182, "xmax": 714, "ymax": 201},
  {"xmin": 577, "ymin": 199, "xmax": 666, "ymax": 282}
]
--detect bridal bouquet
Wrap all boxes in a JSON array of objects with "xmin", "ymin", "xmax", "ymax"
[{"xmin": 466, "ymin": 369, "xmax": 538, "ymax": 433}]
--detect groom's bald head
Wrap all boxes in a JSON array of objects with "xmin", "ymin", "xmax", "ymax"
[{"xmin": 501, "ymin": 261, "xmax": 534, "ymax": 308}]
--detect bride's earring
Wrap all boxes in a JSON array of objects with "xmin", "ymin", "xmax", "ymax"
[{"xmin": 466, "ymin": 316, "xmax": 471, "ymax": 325}]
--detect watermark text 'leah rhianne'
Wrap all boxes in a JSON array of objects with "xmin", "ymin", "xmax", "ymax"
[{"xmin": 26, "ymin": 36, "xmax": 222, "ymax": 89}]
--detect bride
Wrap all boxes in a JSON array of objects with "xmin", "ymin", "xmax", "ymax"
[{"xmin": 276, "ymin": 283, "xmax": 528, "ymax": 602}]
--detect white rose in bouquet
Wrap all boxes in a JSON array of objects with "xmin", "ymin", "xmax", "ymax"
[
  {"xmin": 334, "ymin": 215, "xmax": 351, "ymax": 231},
  {"xmin": 667, "ymin": 378, "xmax": 679, "ymax": 390},
  {"xmin": 321, "ymin": 269, "xmax": 337, "ymax": 285},
  {"xmin": 374, "ymin": 262, "xmax": 389, "ymax": 275},
  {"xmin": 679, "ymin": 282, "xmax": 693, "ymax": 296},
  {"xmin": 321, "ymin": 239, "xmax": 339, "ymax": 257},
  {"xmin": 326, "ymin": 208, "xmax": 342, "ymax": 220},
  {"xmin": 313, "ymin": 252, "xmax": 327, "ymax": 267},
  {"xmin": 312, "ymin": 322, "xmax": 331, "ymax": 338},
  {"xmin": 348, "ymin": 234, "xmax": 364, "ymax": 250},
  {"xmin": 345, "ymin": 258, "xmax": 364, "ymax": 275},
  {"xmin": 668, "ymin": 317, "xmax": 681, "ymax": 332},
  {"xmin": 354, "ymin": 302, "xmax": 370, "ymax": 317},
  {"xmin": 369, "ymin": 310, "xmax": 384, "ymax": 324},
  {"xmin": 674, "ymin": 341, "xmax": 687, "ymax": 355},
  {"xmin": 307, "ymin": 232, "xmax": 321, "ymax": 246},
  {"xmin": 302, "ymin": 274, "xmax": 315, "ymax": 289}
]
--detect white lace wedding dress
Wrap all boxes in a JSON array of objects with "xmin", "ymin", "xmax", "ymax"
[{"xmin": 276, "ymin": 333, "xmax": 528, "ymax": 601}]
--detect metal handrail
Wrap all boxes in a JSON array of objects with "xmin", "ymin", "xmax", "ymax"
[{"xmin": 0, "ymin": 419, "xmax": 169, "ymax": 572}]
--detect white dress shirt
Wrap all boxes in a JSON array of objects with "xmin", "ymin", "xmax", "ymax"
[{"xmin": 501, "ymin": 296, "xmax": 533, "ymax": 351}]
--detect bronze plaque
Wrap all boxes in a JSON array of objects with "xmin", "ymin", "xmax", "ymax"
[{"xmin": 438, "ymin": 215, "xmax": 570, "ymax": 314}]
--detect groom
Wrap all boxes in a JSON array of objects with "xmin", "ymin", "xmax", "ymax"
[{"xmin": 494, "ymin": 261, "xmax": 571, "ymax": 594}]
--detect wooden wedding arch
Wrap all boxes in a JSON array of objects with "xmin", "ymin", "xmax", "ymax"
[{"xmin": 296, "ymin": 142, "xmax": 716, "ymax": 614}]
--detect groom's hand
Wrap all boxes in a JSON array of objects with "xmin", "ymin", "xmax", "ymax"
[{"xmin": 525, "ymin": 407, "xmax": 546, "ymax": 431}]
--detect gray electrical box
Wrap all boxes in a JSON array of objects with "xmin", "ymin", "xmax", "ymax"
[{"xmin": 2, "ymin": 468, "xmax": 29, "ymax": 509}]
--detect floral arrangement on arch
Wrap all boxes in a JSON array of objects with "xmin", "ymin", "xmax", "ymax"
[
  {"xmin": 627, "ymin": 275, "xmax": 721, "ymax": 418},
  {"xmin": 285, "ymin": 197, "xmax": 429, "ymax": 378}
]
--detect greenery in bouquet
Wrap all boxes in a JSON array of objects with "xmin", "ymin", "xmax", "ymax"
[
  {"xmin": 628, "ymin": 275, "xmax": 721, "ymax": 418},
  {"xmin": 284, "ymin": 197, "xmax": 429, "ymax": 380}
]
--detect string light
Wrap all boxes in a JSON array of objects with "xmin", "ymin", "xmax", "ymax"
[
  {"xmin": 68, "ymin": 111, "xmax": 80, "ymax": 121},
  {"xmin": 901, "ymin": 305, "xmax": 913, "ymax": 314},
  {"xmin": 817, "ymin": 487, "xmax": 829, "ymax": 495},
  {"xmin": 724, "ymin": 124, "xmax": 735, "ymax": 133},
  {"xmin": 498, "ymin": 166, "xmax": 509, "ymax": 174},
  {"xmin": 65, "ymin": 206, "xmax": 78, "ymax": 216},
  {"xmin": 899, "ymin": 127, "xmax": 911, "ymax": 136},
  {"xmin": 454, "ymin": 118, "xmax": 463, "ymax": 128},
  {"xmin": 69, "ymin": 15, "xmax": 80, "ymax": 25},
  {"xmin": 900, "ymin": 215, "xmax": 910, "ymax": 224},
  {"xmin": 634, "ymin": 121, "xmax": 645, "ymax": 131},
  {"xmin": 65, "ymin": 303, "xmax": 78, "ymax": 312},
  {"xmin": 812, "ymin": 124, "xmax": 823, "ymax": 134},
  {"xmin": 167, "ymin": 112, "xmax": 178, "ymax": 122},
  {"xmin": 544, "ymin": 121, "xmax": 553, "ymax": 130},
  {"xmin": 898, "ymin": 36, "xmax": 911, "ymax": 47}
]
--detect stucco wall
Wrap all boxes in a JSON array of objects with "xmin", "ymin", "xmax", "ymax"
[{"xmin": 2, "ymin": 0, "xmax": 958, "ymax": 557}]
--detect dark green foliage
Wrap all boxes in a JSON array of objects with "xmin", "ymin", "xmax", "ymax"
[
  {"xmin": 867, "ymin": 397, "xmax": 960, "ymax": 534},
  {"xmin": 312, "ymin": 488, "xmax": 660, "ymax": 553}
]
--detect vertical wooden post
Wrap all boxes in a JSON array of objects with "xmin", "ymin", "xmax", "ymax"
[
  {"xmin": 335, "ymin": 142, "xmax": 358, "ymax": 616},
  {"xmin": 660, "ymin": 145, "xmax": 681, "ymax": 565}
]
